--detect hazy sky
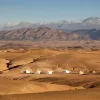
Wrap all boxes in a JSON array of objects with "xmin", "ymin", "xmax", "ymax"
[{"xmin": 0, "ymin": 0, "xmax": 100, "ymax": 24}]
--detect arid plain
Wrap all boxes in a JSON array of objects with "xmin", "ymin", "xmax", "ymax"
[{"xmin": 0, "ymin": 48, "xmax": 100, "ymax": 100}]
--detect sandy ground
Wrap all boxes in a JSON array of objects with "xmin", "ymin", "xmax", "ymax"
[
  {"xmin": 0, "ymin": 49, "xmax": 100, "ymax": 99},
  {"xmin": 0, "ymin": 88, "xmax": 100, "ymax": 100}
]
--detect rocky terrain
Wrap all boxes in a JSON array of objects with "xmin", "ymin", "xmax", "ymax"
[
  {"xmin": 0, "ymin": 27, "xmax": 68, "ymax": 41},
  {"xmin": 0, "ymin": 27, "xmax": 100, "ymax": 49},
  {"xmin": 0, "ymin": 27, "xmax": 100, "ymax": 41}
]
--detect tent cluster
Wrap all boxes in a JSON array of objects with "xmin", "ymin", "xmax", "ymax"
[
  {"xmin": 23, "ymin": 69, "xmax": 53, "ymax": 75},
  {"xmin": 22, "ymin": 65, "xmax": 97, "ymax": 75},
  {"xmin": 23, "ymin": 69, "xmax": 71, "ymax": 74}
]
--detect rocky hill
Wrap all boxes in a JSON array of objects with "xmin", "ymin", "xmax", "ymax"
[
  {"xmin": 0, "ymin": 27, "xmax": 68, "ymax": 41},
  {"xmin": 0, "ymin": 27, "xmax": 100, "ymax": 41}
]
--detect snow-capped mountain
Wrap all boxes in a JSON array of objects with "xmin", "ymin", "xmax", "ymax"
[
  {"xmin": 1, "ymin": 17, "xmax": 100, "ymax": 31},
  {"xmin": 82, "ymin": 17, "xmax": 100, "ymax": 24},
  {"xmin": 4, "ymin": 22, "xmax": 19, "ymax": 27}
]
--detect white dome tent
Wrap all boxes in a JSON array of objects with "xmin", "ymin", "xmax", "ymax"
[
  {"xmin": 24, "ymin": 70, "xmax": 31, "ymax": 74},
  {"xmin": 62, "ymin": 64, "xmax": 73, "ymax": 74},
  {"xmin": 79, "ymin": 65, "xmax": 89, "ymax": 75},
  {"xmin": 93, "ymin": 71, "xmax": 96, "ymax": 74},
  {"xmin": 34, "ymin": 69, "xmax": 41, "ymax": 74},
  {"xmin": 62, "ymin": 69, "xmax": 71, "ymax": 74},
  {"xmin": 79, "ymin": 70, "xmax": 85, "ymax": 75},
  {"xmin": 46, "ymin": 70, "xmax": 53, "ymax": 74},
  {"xmin": 39, "ymin": 68, "xmax": 54, "ymax": 75}
]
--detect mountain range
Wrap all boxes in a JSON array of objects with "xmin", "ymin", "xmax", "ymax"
[
  {"xmin": 1, "ymin": 17, "xmax": 100, "ymax": 31},
  {"xmin": 0, "ymin": 27, "xmax": 100, "ymax": 41}
]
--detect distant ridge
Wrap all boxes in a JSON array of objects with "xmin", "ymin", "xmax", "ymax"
[
  {"xmin": 0, "ymin": 27, "xmax": 100, "ymax": 41},
  {"xmin": 1, "ymin": 17, "xmax": 100, "ymax": 31}
]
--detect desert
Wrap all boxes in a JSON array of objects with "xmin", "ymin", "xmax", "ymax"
[{"xmin": 0, "ymin": 48, "xmax": 100, "ymax": 100}]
